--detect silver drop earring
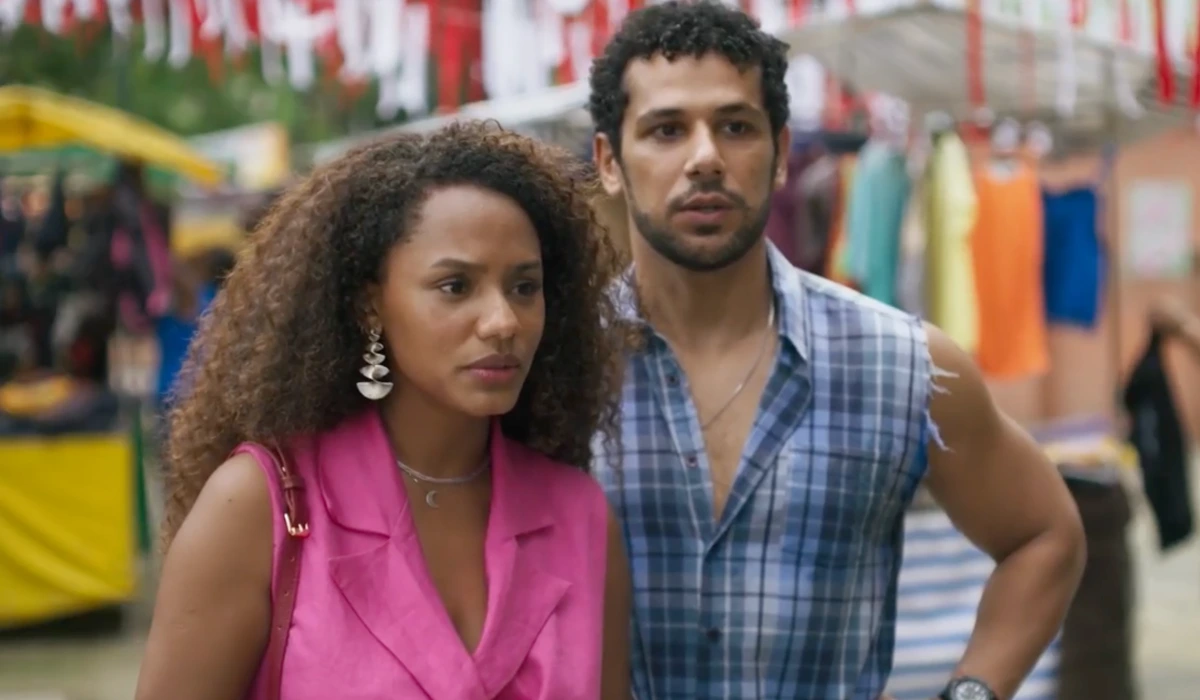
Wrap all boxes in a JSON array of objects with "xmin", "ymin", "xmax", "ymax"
[{"xmin": 356, "ymin": 326, "xmax": 393, "ymax": 400}]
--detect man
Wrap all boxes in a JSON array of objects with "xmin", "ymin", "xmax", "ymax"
[
  {"xmin": 587, "ymin": 4, "xmax": 1086, "ymax": 700},
  {"xmin": 1152, "ymin": 297, "xmax": 1200, "ymax": 358}
]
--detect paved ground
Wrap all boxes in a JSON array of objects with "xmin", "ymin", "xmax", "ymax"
[
  {"xmin": 1, "ymin": 473, "xmax": 1198, "ymax": 699},
  {"xmin": 1128, "ymin": 482, "xmax": 1200, "ymax": 700}
]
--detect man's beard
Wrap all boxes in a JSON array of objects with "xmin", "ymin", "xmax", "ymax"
[{"xmin": 627, "ymin": 186, "xmax": 773, "ymax": 273}]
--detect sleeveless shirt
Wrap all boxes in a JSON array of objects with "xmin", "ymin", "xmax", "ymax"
[
  {"xmin": 593, "ymin": 244, "xmax": 935, "ymax": 700},
  {"xmin": 238, "ymin": 409, "xmax": 611, "ymax": 699}
]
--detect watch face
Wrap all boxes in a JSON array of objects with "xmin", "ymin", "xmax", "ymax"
[{"xmin": 951, "ymin": 680, "xmax": 993, "ymax": 700}]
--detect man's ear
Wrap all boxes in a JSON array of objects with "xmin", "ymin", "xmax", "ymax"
[
  {"xmin": 594, "ymin": 133, "xmax": 625, "ymax": 198},
  {"xmin": 773, "ymin": 127, "xmax": 792, "ymax": 191}
]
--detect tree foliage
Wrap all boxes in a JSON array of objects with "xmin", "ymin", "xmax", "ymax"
[{"xmin": 0, "ymin": 24, "xmax": 405, "ymax": 143}]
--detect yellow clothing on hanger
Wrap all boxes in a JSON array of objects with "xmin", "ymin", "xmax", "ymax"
[
  {"xmin": 924, "ymin": 133, "xmax": 980, "ymax": 353},
  {"xmin": 827, "ymin": 155, "xmax": 857, "ymax": 287}
]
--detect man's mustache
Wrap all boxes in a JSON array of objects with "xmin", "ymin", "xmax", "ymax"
[{"xmin": 667, "ymin": 185, "xmax": 747, "ymax": 212}]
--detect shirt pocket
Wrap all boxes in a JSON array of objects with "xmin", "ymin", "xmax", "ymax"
[{"xmin": 779, "ymin": 438, "xmax": 912, "ymax": 568}]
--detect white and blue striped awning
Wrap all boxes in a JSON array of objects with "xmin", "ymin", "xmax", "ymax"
[{"xmin": 889, "ymin": 510, "xmax": 1059, "ymax": 700}]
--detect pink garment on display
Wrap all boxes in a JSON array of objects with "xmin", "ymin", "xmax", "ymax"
[
  {"xmin": 138, "ymin": 205, "xmax": 173, "ymax": 317},
  {"xmin": 110, "ymin": 229, "xmax": 134, "ymax": 266},
  {"xmin": 237, "ymin": 409, "xmax": 610, "ymax": 700},
  {"xmin": 108, "ymin": 203, "xmax": 173, "ymax": 332}
]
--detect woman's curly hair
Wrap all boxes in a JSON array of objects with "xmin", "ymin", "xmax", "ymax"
[{"xmin": 161, "ymin": 121, "xmax": 628, "ymax": 549}]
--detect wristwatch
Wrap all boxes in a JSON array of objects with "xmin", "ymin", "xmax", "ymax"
[{"xmin": 938, "ymin": 676, "xmax": 998, "ymax": 700}]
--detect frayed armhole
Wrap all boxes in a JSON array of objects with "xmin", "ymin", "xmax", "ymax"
[
  {"xmin": 925, "ymin": 363, "xmax": 956, "ymax": 454},
  {"xmin": 910, "ymin": 340, "xmax": 955, "ymax": 495}
]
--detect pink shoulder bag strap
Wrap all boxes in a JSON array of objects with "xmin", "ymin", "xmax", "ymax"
[{"xmin": 258, "ymin": 444, "xmax": 310, "ymax": 700}]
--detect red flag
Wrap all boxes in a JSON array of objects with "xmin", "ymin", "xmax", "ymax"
[
  {"xmin": 1154, "ymin": 0, "xmax": 1174, "ymax": 103},
  {"xmin": 1070, "ymin": 0, "xmax": 1086, "ymax": 27},
  {"xmin": 966, "ymin": 0, "xmax": 985, "ymax": 112},
  {"xmin": 788, "ymin": 0, "xmax": 806, "ymax": 27},
  {"xmin": 1192, "ymin": 0, "xmax": 1200, "ymax": 107}
]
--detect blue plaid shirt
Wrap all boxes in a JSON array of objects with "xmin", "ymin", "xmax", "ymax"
[{"xmin": 594, "ymin": 245, "xmax": 933, "ymax": 700}]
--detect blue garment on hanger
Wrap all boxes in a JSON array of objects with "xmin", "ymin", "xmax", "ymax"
[{"xmin": 1042, "ymin": 187, "xmax": 1104, "ymax": 328}]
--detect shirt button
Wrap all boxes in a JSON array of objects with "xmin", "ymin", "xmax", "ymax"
[
  {"xmin": 705, "ymin": 627, "xmax": 722, "ymax": 642},
  {"xmin": 685, "ymin": 453, "xmax": 698, "ymax": 468},
  {"xmin": 666, "ymin": 373, "xmax": 679, "ymax": 386}
]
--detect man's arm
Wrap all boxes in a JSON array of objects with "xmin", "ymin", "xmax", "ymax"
[
  {"xmin": 922, "ymin": 324, "xmax": 1086, "ymax": 699},
  {"xmin": 1151, "ymin": 297, "xmax": 1200, "ymax": 359}
]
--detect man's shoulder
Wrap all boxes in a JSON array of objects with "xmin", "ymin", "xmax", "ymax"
[{"xmin": 790, "ymin": 269, "xmax": 924, "ymax": 342}]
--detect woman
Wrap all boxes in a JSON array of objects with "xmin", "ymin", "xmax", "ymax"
[{"xmin": 136, "ymin": 123, "xmax": 632, "ymax": 700}]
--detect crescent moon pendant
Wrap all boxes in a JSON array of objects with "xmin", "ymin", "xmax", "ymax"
[{"xmin": 425, "ymin": 490, "xmax": 439, "ymax": 508}]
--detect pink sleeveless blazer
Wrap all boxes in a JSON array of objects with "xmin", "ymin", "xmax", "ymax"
[{"xmin": 234, "ymin": 409, "xmax": 610, "ymax": 699}]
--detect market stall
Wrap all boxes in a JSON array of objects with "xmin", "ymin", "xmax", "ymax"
[
  {"xmin": 0, "ymin": 89, "xmax": 225, "ymax": 629},
  {"xmin": 0, "ymin": 376, "xmax": 134, "ymax": 628},
  {"xmin": 779, "ymin": 3, "xmax": 1198, "ymax": 699}
]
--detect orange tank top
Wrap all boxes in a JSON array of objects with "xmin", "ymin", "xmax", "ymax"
[{"xmin": 971, "ymin": 162, "xmax": 1049, "ymax": 380}]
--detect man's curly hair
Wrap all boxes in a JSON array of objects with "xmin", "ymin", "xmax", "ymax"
[
  {"xmin": 160, "ymin": 121, "xmax": 627, "ymax": 549},
  {"xmin": 587, "ymin": 0, "xmax": 790, "ymax": 157}
]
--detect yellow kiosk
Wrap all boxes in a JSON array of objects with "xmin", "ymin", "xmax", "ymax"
[{"xmin": 0, "ymin": 377, "xmax": 136, "ymax": 628}]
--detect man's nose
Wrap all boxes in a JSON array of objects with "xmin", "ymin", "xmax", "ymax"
[{"xmin": 684, "ymin": 126, "xmax": 725, "ymax": 181}]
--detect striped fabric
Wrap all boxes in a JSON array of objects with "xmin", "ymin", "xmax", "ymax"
[
  {"xmin": 594, "ymin": 244, "xmax": 935, "ymax": 700},
  {"xmin": 887, "ymin": 510, "xmax": 1060, "ymax": 700}
]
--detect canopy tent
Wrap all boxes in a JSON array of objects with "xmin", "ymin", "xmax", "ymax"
[
  {"xmin": 308, "ymin": 80, "xmax": 592, "ymax": 166},
  {"xmin": 778, "ymin": 0, "xmax": 1194, "ymax": 144},
  {"xmin": 782, "ymin": 1, "xmax": 1198, "ymax": 440},
  {"xmin": 0, "ymin": 86, "xmax": 225, "ymax": 187},
  {"xmin": 397, "ymin": 81, "xmax": 590, "ymax": 134},
  {"xmin": 402, "ymin": 80, "xmax": 593, "ymax": 152}
]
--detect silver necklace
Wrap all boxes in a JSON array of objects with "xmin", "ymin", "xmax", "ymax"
[
  {"xmin": 700, "ymin": 301, "xmax": 776, "ymax": 430},
  {"xmin": 396, "ymin": 457, "xmax": 490, "ymax": 509}
]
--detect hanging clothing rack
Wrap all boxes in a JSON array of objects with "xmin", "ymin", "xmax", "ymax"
[{"xmin": 782, "ymin": 6, "xmax": 1196, "ymax": 700}]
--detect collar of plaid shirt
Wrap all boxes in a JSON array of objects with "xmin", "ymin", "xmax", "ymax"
[
  {"xmin": 611, "ymin": 243, "xmax": 812, "ymax": 364},
  {"xmin": 597, "ymin": 243, "xmax": 933, "ymax": 700}
]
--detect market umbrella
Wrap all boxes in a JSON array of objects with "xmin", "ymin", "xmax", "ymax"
[{"xmin": 0, "ymin": 85, "xmax": 224, "ymax": 187}]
